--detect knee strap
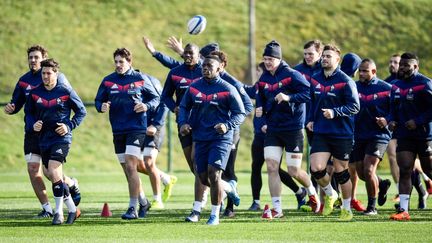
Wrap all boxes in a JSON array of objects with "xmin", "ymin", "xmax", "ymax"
[
  {"xmin": 334, "ymin": 169, "xmax": 350, "ymax": 184},
  {"xmin": 311, "ymin": 169, "xmax": 327, "ymax": 180}
]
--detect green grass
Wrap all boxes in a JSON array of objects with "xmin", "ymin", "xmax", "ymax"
[
  {"xmin": 0, "ymin": 172, "xmax": 431, "ymax": 242},
  {"xmin": 1, "ymin": 0, "xmax": 432, "ymax": 172}
]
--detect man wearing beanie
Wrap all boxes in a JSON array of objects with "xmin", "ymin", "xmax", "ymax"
[
  {"xmin": 256, "ymin": 40, "xmax": 319, "ymax": 218},
  {"xmin": 341, "ymin": 53, "xmax": 362, "ymax": 78}
]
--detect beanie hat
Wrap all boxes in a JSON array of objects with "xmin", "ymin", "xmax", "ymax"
[
  {"xmin": 200, "ymin": 43, "xmax": 219, "ymax": 57},
  {"xmin": 340, "ymin": 53, "xmax": 361, "ymax": 77},
  {"xmin": 263, "ymin": 40, "xmax": 282, "ymax": 59}
]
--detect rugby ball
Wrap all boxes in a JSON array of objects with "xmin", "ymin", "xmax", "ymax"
[{"xmin": 187, "ymin": 15, "xmax": 207, "ymax": 35}]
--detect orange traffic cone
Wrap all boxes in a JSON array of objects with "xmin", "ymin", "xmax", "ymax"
[
  {"xmin": 101, "ymin": 202, "xmax": 112, "ymax": 217},
  {"xmin": 261, "ymin": 204, "xmax": 272, "ymax": 220}
]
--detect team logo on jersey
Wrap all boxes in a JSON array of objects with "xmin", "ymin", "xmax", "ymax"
[
  {"xmin": 212, "ymin": 94, "xmax": 218, "ymax": 100},
  {"xmin": 406, "ymin": 88, "xmax": 414, "ymax": 100},
  {"xmin": 26, "ymin": 85, "xmax": 32, "ymax": 90},
  {"xmin": 196, "ymin": 92, "xmax": 202, "ymax": 98},
  {"xmin": 56, "ymin": 98, "xmax": 62, "ymax": 104},
  {"xmin": 37, "ymin": 98, "xmax": 43, "ymax": 103},
  {"xmin": 264, "ymin": 84, "xmax": 269, "ymax": 89},
  {"xmin": 278, "ymin": 82, "xmax": 283, "ymax": 88},
  {"xmin": 180, "ymin": 78, "xmax": 187, "ymax": 84},
  {"xmin": 373, "ymin": 94, "xmax": 378, "ymax": 100},
  {"xmin": 55, "ymin": 149, "xmax": 63, "ymax": 154},
  {"xmin": 111, "ymin": 84, "xmax": 118, "ymax": 89}
]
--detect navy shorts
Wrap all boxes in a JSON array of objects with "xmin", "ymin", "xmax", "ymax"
[
  {"xmin": 113, "ymin": 133, "xmax": 146, "ymax": 154},
  {"xmin": 350, "ymin": 139, "xmax": 389, "ymax": 163},
  {"xmin": 264, "ymin": 129, "xmax": 304, "ymax": 153},
  {"xmin": 397, "ymin": 139, "xmax": 432, "ymax": 157},
  {"xmin": 143, "ymin": 126, "xmax": 165, "ymax": 151},
  {"xmin": 194, "ymin": 140, "xmax": 232, "ymax": 174},
  {"xmin": 310, "ymin": 134, "xmax": 354, "ymax": 161},
  {"xmin": 41, "ymin": 143, "xmax": 70, "ymax": 168},
  {"xmin": 24, "ymin": 132, "xmax": 41, "ymax": 155}
]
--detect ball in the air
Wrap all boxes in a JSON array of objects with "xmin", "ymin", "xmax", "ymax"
[{"xmin": 187, "ymin": 15, "xmax": 206, "ymax": 35}]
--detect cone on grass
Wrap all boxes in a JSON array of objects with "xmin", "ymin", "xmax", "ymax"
[
  {"xmin": 261, "ymin": 204, "xmax": 272, "ymax": 220},
  {"xmin": 101, "ymin": 202, "xmax": 112, "ymax": 217}
]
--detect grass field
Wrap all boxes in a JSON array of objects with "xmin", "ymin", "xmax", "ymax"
[{"xmin": 1, "ymin": 171, "xmax": 431, "ymax": 242}]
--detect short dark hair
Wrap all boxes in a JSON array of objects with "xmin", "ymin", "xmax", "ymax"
[
  {"xmin": 304, "ymin": 40, "xmax": 323, "ymax": 53},
  {"xmin": 210, "ymin": 50, "xmax": 228, "ymax": 67},
  {"xmin": 40, "ymin": 58, "xmax": 60, "ymax": 72},
  {"xmin": 401, "ymin": 52, "xmax": 419, "ymax": 64},
  {"xmin": 113, "ymin": 48, "xmax": 132, "ymax": 62},
  {"xmin": 204, "ymin": 54, "xmax": 222, "ymax": 63},
  {"xmin": 184, "ymin": 43, "xmax": 200, "ymax": 52},
  {"xmin": 361, "ymin": 58, "xmax": 376, "ymax": 66},
  {"xmin": 27, "ymin": 45, "xmax": 48, "ymax": 58},
  {"xmin": 323, "ymin": 44, "xmax": 341, "ymax": 56}
]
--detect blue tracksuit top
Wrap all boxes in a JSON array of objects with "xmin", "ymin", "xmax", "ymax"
[
  {"xmin": 220, "ymin": 71, "xmax": 253, "ymax": 116},
  {"xmin": 309, "ymin": 67, "xmax": 360, "ymax": 139},
  {"xmin": 95, "ymin": 68, "xmax": 160, "ymax": 135},
  {"xmin": 9, "ymin": 69, "xmax": 70, "ymax": 132},
  {"xmin": 294, "ymin": 60, "xmax": 322, "ymax": 124},
  {"xmin": 142, "ymin": 73, "xmax": 169, "ymax": 128},
  {"xmin": 355, "ymin": 77, "xmax": 392, "ymax": 142},
  {"xmin": 256, "ymin": 61, "xmax": 310, "ymax": 132},
  {"xmin": 25, "ymin": 80, "xmax": 86, "ymax": 149},
  {"xmin": 244, "ymin": 82, "xmax": 266, "ymax": 137},
  {"xmin": 161, "ymin": 63, "xmax": 202, "ymax": 117},
  {"xmin": 178, "ymin": 76, "xmax": 246, "ymax": 142},
  {"xmin": 384, "ymin": 73, "xmax": 398, "ymax": 84},
  {"xmin": 153, "ymin": 51, "xmax": 182, "ymax": 69},
  {"xmin": 388, "ymin": 72, "xmax": 432, "ymax": 140}
]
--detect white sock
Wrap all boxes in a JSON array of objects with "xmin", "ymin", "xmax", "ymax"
[
  {"xmin": 222, "ymin": 180, "xmax": 233, "ymax": 193},
  {"xmin": 54, "ymin": 196, "xmax": 63, "ymax": 215},
  {"xmin": 342, "ymin": 198, "xmax": 351, "ymax": 211},
  {"xmin": 153, "ymin": 194, "xmax": 162, "ymax": 202},
  {"xmin": 322, "ymin": 183, "xmax": 334, "ymax": 196},
  {"xmin": 138, "ymin": 191, "xmax": 147, "ymax": 206},
  {"xmin": 42, "ymin": 202, "xmax": 53, "ymax": 214},
  {"xmin": 129, "ymin": 197, "xmax": 138, "ymax": 209},
  {"xmin": 307, "ymin": 184, "xmax": 317, "ymax": 196},
  {"xmin": 160, "ymin": 172, "xmax": 170, "ymax": 186},
  {"xmin": 421, "ymin": 172, "xmax": 430, "ymax": 182},
  {"xmin": 68, "ymin": 178, "xmax": 76, "ymax": 187},
  {"xmin": 399, "ymin": 194, "xmax": 410, "ymax": 212},
  {"xmin": 254, "ymin": 199, "xmax": 260, "ymax": 205},
  {"xmin": 211, "ymin": 205, "xmax": 220, "ymax": 217},
  {"xmin": 271, "ymin": 197, "xmax": 282, "ymax": 213},
  {"xmin": 193, "ymin": 201, "xmax": 202, "ymax": 212},
  {"xmin": 64, "ymin": 195, "xmax": 76, "ymax": 213}
]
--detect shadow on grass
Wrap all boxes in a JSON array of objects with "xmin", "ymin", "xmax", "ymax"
[{"xmin": 0, "ymin": 208, "xmax": 431, "ymax": 227}]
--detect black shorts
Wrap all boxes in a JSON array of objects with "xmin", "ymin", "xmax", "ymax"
[
  {"xmin": 350, "ymin": 139, "xmax": 389, "ymax": 163},
  {"xmin": 264, "ymin": 129, "xmax": 304, "ymax": 153},
  {"xmin": 24, "ymin": 132, "xmax": 41, "ymax": 155},
  {"xmin": 310, "ymin": 134, "xmax": 354, "ymax": 161},
  {"xmin": 177, "ymin": 126, "xmax": 193, "ymax": 148},
  {"xmin": 143, "ymin": 125, "xmax": 165, "ymax": 151},
  {"xmin": 41, "ymin": 143, "xmax": 70, "ymax": 168},
  {"xmin": 397, "ymin": 139, "xmax": 432, "ymax": 157},
  {"xmin": 113, "ymin": 133, "xmax": 146, "ymax": 154}
]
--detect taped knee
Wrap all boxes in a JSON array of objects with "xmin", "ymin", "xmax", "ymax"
[
  {"xmin": 334, "ymin": 169, "xmax": 350, "ymax": 184},
  {"xmin": 311, "ymin": 169, "xmax": 327, "ymax": 180}
]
